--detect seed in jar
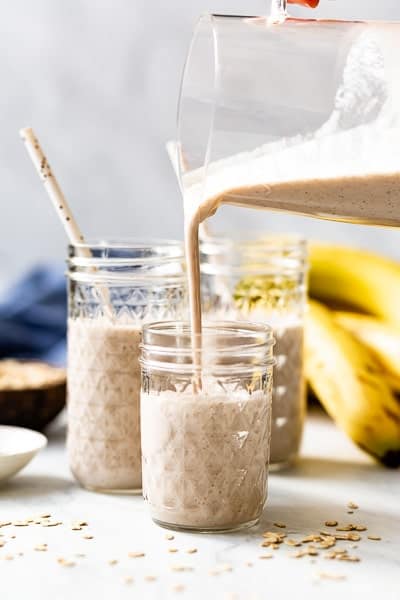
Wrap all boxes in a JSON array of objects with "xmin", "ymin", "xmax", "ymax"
[
  {"xmin": 324, "ymin": 521, "xmax": 338, "ymax": 527},
  {"xmin": 34, "ymin": 544, "xmax": 48, "ymax": 552},
  {"xmin": 168, "ymin": 548, "xmax": 179, "ymax": 553},
  {"xmin": 368, "ymin": 535, "xmax": 382, "ymax": 541},
  {"xmin": 165, "ymin": 534, "xmax": 175, "ymax": 541},
  {"xmin": 259, "ymin": 553, "xmax": 273, "ymax": 559},
  {"xmin": 128, "ymin": 551, "xmax": 145, "ymax": 558},
  {"xmin": 347, "ymin": 502, "xmax": 359, "ymax": 510},
  {"xmin": 186, "ymin": 548, "xmax": 197, "ymax": 554},
  {"xmin": 273, "ymin": 522, "xmax": 286, "ymax": 528}
]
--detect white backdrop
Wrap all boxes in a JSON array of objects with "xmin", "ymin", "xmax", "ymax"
[{"xmin": 1, "ymin": 0, "xmax": 400, "ymax": 287}]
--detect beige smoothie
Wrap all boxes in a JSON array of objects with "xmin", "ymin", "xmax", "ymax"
[
  {"xmin": 67, "ymin": 318, "xmax": 142, "ymax": 492},
  {"xmin": 141, "ymin": 388, "xmax": 270, "ymax": 530},
  {"xmin": 184, "ymin": 126, "xmax": 400, "ymax": 348}
]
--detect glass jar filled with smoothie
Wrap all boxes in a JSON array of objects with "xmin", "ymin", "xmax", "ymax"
[
  {"xmin": 201, "ymin": 235, "xmax": 308, "ymax": 468},
  {"xmin": 140, "ymin": 320, "xmax": 275, "ymax": 532},
  {"xmin": 67, "ymin": 240, "xmax": 186, "ymax": 493}
]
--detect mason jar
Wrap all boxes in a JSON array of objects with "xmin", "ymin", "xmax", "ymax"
[
  {"xmin": 66, "ymin": 240, "xmax": 186, "ymax": 493},
  {"xmin": 201, "ymin": 235, "xmax": 308, "ymax": 470},
  {"xmin": 140, "ymin": 320, "xmax": 275, "ymax": 532}
]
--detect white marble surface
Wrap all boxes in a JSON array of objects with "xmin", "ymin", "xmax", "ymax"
[{"xmin": 0, "ymin": 410, "xmax": 399, "ymax": 600}]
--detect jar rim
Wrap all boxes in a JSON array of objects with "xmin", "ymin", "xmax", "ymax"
[
  {"xmin": 69, "ymin": 237, "xmax": 184, "ymax": 251},
  {"xmin": 200, "ymin": 233, "xmax": 307, "ymax": 254},
  {"xmin": 142, "ymin": 319, "xmax": 274, "ymax": 342}
]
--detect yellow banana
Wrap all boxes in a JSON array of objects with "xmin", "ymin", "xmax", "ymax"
[
  {"xmin": 305, "ymin": 301, "xmax": 400, "ymax": 468},
  {"xmin": 309, "ymin": 243, "xmax": 400, "ymax": 325},
  {"xmin": 334, "ymin": 311, "xmax": 400, "ymax": 391}
]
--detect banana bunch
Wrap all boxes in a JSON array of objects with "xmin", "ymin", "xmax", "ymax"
[{"xmin": 308, "ymin": 243, "xmax": 400, "ymax": 467}]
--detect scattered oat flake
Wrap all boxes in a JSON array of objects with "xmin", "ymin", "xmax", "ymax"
[
  {"xmin": 354, "ymin": 525, "xmax": 367, "ymax": 532},
  {"xmin": 168, "ymin": 548, "xmax": 179, "ymax": 553},
  {"xmin": 34, "ymin": 544, "xmax": 48, "ymax": 552},
  {"xmin": 57, "ymin": 558, "xmax": 75, "ymax": 567},
  {"xmin": 259, "ymin": 553, "xmax": 273, "ymax": 559},
  {"xmin": 71, "ymin": 526, "xmax": 82, "ymax": 531},
  {"xmin": 83, "ymin": 535, "xmax": 94, "ymax": 540},
  {"xmin": 338, "ymin": 555, "xmax": 360, "ymax": 562},
  {"xmin": 317, "ymin": 572, "xmax": 347, "ymax": 581},
  {"xmin": 245, "ymin": 561, "xmax": 253, "ymax": 567},
  {"xmin": 173, "ymin": 584, "xmax": 185, "ymax": 593},
  {"xmin": 273, "ymin": 522, "xmax": 286, "ymax": 528},
  {"xmin": 108, "ymin": 559, "xmax": 118, "ymax": 566},
  {"xmin": 165, "ymin": 534, "xmax": 175, "ymax": 541},
  {"xmin": 76, "ymin": 553, "xmax": 86, "ymax": 558},
  {"xmin": 0, "ymin": 521, "xmax": 11, "ymax": 527},
  {"xmin": 74, "ymin": 521, "xmax": 88, "ymax": 527},
  {"xmin": 4, "ymin": 555, "xmax": 14, "ymax": 560},
  {"xmin": 347, "ymin": 511, "xmax": 354, "ymax": 515},
  {"xmin": 39, "ymin": 513, "xmax": 51, "ymax": 519},
  {"xmin": 10, "ymin": 535, "xmax": 16, "ymax": 539},
  {"xmin": 285, "ymin": 539, "xmax": 301, "ymax": 547},
  {"xmin": 128, "ymin": 551, "xmax": 145, "ymax": 558},
  {"xmin": 171, "ymin": 565, "xmax": 193, "ymax": 572},
  {"xmin": 347, "ymin": 502, "xmax": 359, "ymax": 510},
  {"xmin": 325, "ymin": 521, "xmax": 338, "ymax": 527},
  {"xmin": 42, "ymin": 521, "xmax": 62, "ymax": 528},
  {"xmin": 187, "ymin": 548, "xmax": 197, "ymax": 554},
  {"xmin": 124, "ymin": 576, "xmax": 134, "ymax": 584},
  {"xmin": 13, "ymin": 521, "xmax": 29, "ymax": 527},
  {"xmin": 368, "ymin": 535, "xmax": 382, "ymax": 541},
  {"xmin": 0, "ymin": 541, "xmax": 4, "ymax": 547},
  {"xmin": 145, "ymin": 575, "xmax": 157, "ymax": 582},
  {"xmin": 291, "ymin": 550, "xmax": 307, "ymax": 558}
]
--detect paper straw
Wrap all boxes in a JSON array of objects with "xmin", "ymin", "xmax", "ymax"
[{"xmin": 20, "ymin": 127, "xmax": 114, "ymax": 318}]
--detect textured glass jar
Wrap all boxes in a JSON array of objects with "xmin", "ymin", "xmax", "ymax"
[
  {"xmin": 201, "ymin": 235, "xmax": 308, "ymax": 469},
  {"xmin": 67, "ymin": 240, "xmax": 186, "ymax": 493},
  {"xmin": 140, "ymin": 320, "xmax": 275, "ymax": 532}
]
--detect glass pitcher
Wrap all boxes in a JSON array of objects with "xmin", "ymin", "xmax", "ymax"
[{"xmin": 177, "ymin": 11, "xmax": 400, "ymax": 227}]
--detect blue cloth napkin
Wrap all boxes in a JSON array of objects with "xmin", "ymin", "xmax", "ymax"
[{"xmin": 0, "ymin": 265, "xmax": 67, "ymax": 366}]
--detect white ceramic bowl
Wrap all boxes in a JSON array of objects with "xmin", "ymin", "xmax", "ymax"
[{"xmin": 0, "ymin": 426, "xmax": 47, "ymax": 484}]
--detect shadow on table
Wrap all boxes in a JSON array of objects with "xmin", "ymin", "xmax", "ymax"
[
  {"xmin": 278, "ymin": 455, "xmax": 382, "ymax": 481},
  {"xmin": 0, "ymin": 474, "xmax": 75, "ymax": 498}
]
